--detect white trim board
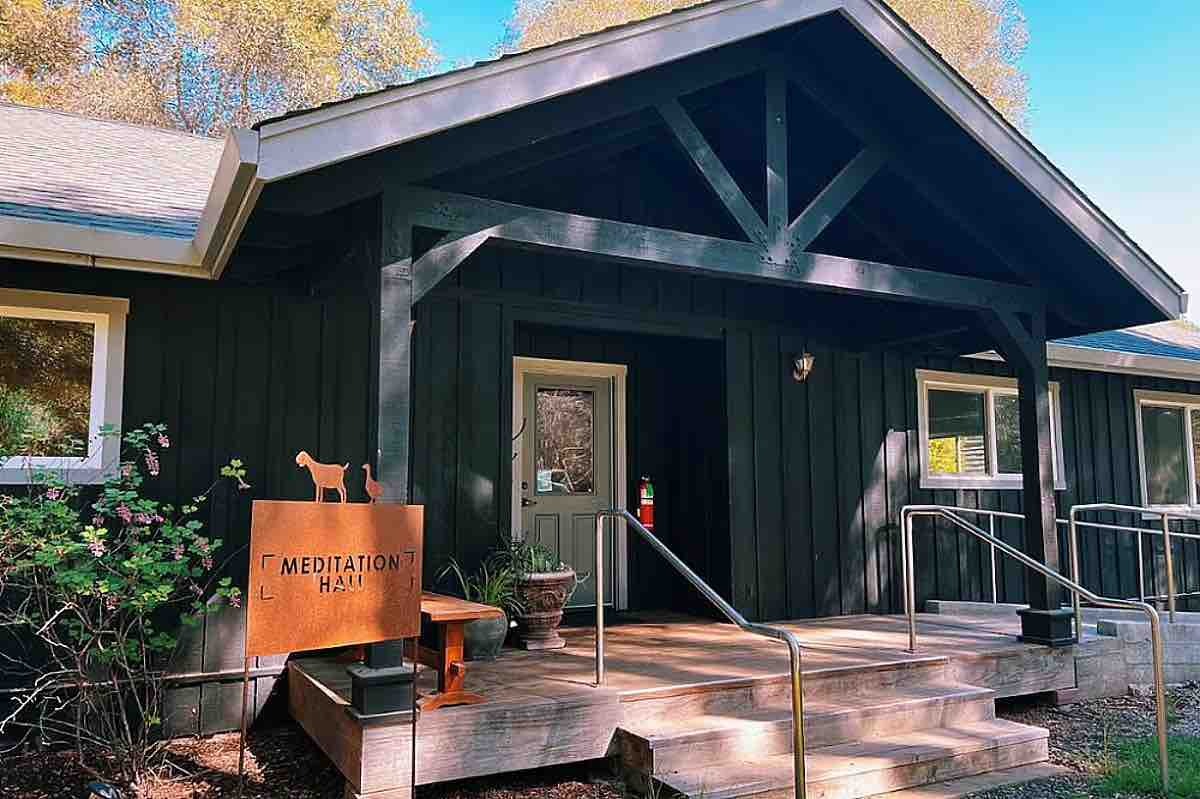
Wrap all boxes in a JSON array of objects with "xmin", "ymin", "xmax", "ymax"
[
  {"xmin": 915, "ymin": 368, "xmax": 1066, "ymax": 491},
  {"xmin": 512, "ymin": 356, "xmax": 629, "ymax": 610},
  {"xmin": 970, "ymin": 343, "xmax": 1200, "ymax": 382},
  {"xmin": 0, "ymin": 288, "xmax": 128, "ymax": 485}
]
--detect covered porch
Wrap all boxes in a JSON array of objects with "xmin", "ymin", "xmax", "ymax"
[{"xmin": 288, "ymin": 612, "xmax": 1075, "ymax": 798}]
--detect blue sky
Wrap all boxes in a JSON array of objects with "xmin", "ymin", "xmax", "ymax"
[{"xmin": 412, "ymin": 0, "xmax": 1199, "ymax": 314}]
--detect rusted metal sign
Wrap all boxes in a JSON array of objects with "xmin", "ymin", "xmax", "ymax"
[{"xmin": 245, "ymin": 500, "xmax": 423, "ymax": 657}]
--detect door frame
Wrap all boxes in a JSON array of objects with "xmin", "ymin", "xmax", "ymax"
[{"xmin": 512, "ymin": 356, "xmax": 629, "ymax": 610}]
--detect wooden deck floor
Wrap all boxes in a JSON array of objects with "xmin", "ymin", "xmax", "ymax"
[{"xmin": 289, "ymin": 613, "xmax": 1073, "ymax": 798}]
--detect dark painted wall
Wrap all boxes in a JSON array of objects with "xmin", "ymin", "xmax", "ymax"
[
  {"xmin": 413, "ymin": 244, "xmax": 1200, "ymax": 622},
  {"xmin": 0, "ymin": 254, "xmax": 378, "ymax": 736}
]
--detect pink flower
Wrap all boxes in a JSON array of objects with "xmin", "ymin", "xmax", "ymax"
[
  {"xmin": 157, "ymin": 434, "xmax": 170, "ymax": 448},
  {"xmin": 116, "ymin": 505, "xmax": 133, "ymax": 524},
  {"xmin": 92, "ymin": 515, "xmax": 104, "ymax": 527},
  {"xmin": 173, "ymin": 544, "xmax": 185, "ymax": 561},
  {"xmin": 195, "ymin": 537, "xmax": 210, "ymax": 554},
  {"xmin": 144, "ymin": 450, "xmax": 160, "ymax": 477},
  {"xmin": 228, "ymin": 594, "xmax": 242, "ymax": 609},
  {"xmin": 202, "ymin": 557, "xmax": 214, "ymax": 571},
  {"xmin": 134, "ymin": 513, "xmax": 154, "ymax": 525},
  {"xmin": 88, "ymin": 540, "xmax": 106, "ymax": 557},
  {"xmin": 44, "ymin": 488, "xmax": 61, "ymax": 501},
  {"xmin": 105, "ymin": 595, "xmax": 118, "ymax": 611}
]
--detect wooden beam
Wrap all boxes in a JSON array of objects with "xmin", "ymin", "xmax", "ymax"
[
  {"xmin": 980, "ymin": 309, "xmax": 1065, "ymax": 636},
  {"xmin": 376, "ymin": 189, "xmax": 415, "ymax": 503},
  {"xmin": 765, "ymin": 72, "xmax": 789, "ymax": 246},
  {"xmin": 658, "ymin": 99, "xmax": 767, "ymax": 245},
  {"xmin": 777, "ymin": 53, "xmax": 1089, "ymax": 328},
  {"xmin": 403, "ymin": 186, "xmax": 1043, "ymax": 312},
  {"xmin": 411, "ymin": 228, "xmax": 495, "ymax": 304},
  {"xmin": 788, "ymin": 148, "xmax": 885, "ymax": 250}
]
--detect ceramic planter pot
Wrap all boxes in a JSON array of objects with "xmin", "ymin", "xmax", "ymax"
[
  {"xmin": 463, "ymin": 613, "xmax": 508, "ymax": 661},
  {"xmin": 513, "ymin": 569, "xmax": 576, "ymax": 650}
]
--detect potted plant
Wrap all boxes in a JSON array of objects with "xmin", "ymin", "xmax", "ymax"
[
  {"xmin": 499, "ymin": 537, "xmax": 580, "ymax": 651},
  {"xmin": 438, "ymin": 556, "xmax": 521, "ymax": 661}
]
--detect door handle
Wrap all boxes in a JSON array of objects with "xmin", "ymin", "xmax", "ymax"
[{"xmin": 521, "ymin": 497, "xmax": 538, "ymax": 507}]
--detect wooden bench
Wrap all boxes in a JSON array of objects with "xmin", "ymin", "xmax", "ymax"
[{"xmin": 407, "ymin": 592, "xmax": 504, "ymax": 711}]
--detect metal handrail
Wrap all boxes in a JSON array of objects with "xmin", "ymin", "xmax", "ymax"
[
  {"xmin": 902, "ymin": 504, "xmax": 1200, "ymax": 610},
  {"xmin": 594, "ymin": 509, "xmax": 807, "ymax": 799},
  {"xmin": 1069, "ymin": 503, "xmax": 1197, "ymax": 632},
  {"xmin": 900, "ymin": 504, "xmax": 1170, "ymax": 793}
]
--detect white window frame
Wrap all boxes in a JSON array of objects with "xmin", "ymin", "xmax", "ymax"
[
  {"xmin": 917, "ymin": 369, "xmax": 1065, "ymax": 491},
  {"xmin": 1133, "ymin": 389, "xmax": 1200, "ymax": 512},
  {"xmin": 0, "ymin": 288, "xmax": 128, "ymax": 485}
]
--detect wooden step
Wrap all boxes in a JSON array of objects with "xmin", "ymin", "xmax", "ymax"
[
  {"xmin": 618, "ymin": 682, "xmax": 996, "ymax": 775},
  {"xmin": 654, "ymin": 719, "xmax": 1049, "ymax": 799},
  {"xmin": 621, "ymin": 656, "xmax": 950, "ymax": 726}
]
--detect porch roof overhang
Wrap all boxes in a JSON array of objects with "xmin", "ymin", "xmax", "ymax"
[{"xmin": 234, "ymin": 0, "xmax": 1183, "ymax": 336}]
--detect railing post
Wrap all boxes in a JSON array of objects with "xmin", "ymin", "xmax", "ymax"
[
  {"xmin": 1162, "ymin": 513, "xmax": 1178, "ymax": 623},
  {"xmin": 1069, "ymin": 509, "xmax": 1083, "ymax": 639},
  {"xmin": 903, "ymin": 509, "xmax": 917, "ymax": 653},
  {"xmin": 988, "ymin": 515, "xmax": 998, "ymax": 603},
  {"xmin": 595, "ymin": 512, "xmax": 606, "ymax": 687},
  {"xmin": 785, "ymin": 635, "xmax": 808, "ymax": 799}
]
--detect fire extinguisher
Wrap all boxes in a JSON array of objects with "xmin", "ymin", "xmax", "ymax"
[{"xmin": 637, "ymin": 476, "xmax": 655, "ymax": 532}]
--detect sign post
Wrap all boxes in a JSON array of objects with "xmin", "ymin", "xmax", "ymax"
[{"xmin": 237, "ymin": 500, "xmax": 424, "ymax": 791}]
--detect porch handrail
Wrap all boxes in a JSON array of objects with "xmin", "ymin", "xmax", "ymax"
[
  {"xmin": 899, "ymin": 504, "xmax": 1200, "ymax": 610},
  {"xmin": 899, "ymin": 504, "xmax": 1170, "ymax": 793},
  {"xmin": 594, "ymin": 508, "xmax": 808, "ymax": 799},
  {"xmin": 1069, "ymin": 503, "xmax": 1199, "ymax": 632}
]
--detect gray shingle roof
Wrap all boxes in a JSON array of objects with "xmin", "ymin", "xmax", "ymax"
[
  {"xmin": 1057, "ymin": 320, "xmax": 1200, "ymax": 363},
  {"xmin": 0, "ymin": 103, "xmax": 222, "ymax": 240}
]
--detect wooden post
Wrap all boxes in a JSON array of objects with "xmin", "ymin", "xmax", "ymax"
[
  {"xmin": 377, "ymin": 189, "xmax": 414, "ymax": 504},
  {"xmin": 982, "ymin": 308, "xmax": 1074, "ymax": 645}
]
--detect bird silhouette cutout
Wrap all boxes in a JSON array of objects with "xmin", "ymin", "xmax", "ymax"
[
  {"xmin": 295, "ymin": 451, "xmax": 348, "ymax": 503},
  {"xmin": 363, "ymin": 463, "xmax": 384, "ymax": 504}
]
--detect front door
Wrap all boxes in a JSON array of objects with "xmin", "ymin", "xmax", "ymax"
[{"xmin": 519, "ymin": 371, "xmax": 614, "ymax": 608}]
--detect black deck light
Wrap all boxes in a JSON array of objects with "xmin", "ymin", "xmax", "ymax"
[{"xmin": 85, "ymin": 782, "xmax": 122, "ymax": 799}]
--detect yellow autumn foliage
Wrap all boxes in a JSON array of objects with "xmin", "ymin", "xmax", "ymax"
[
  {"xmin": 0, "ymin": 0, "xmax": 435, "ymax": 134},
  {"xmin": 508, "ymin": 0, "xmax": 1029, "ymax": 127}
]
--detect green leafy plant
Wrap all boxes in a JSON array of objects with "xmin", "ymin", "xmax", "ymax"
[
  {"xmin": 497, "ymin": 535, "xmax": 573, "ymax": 577},
  {"xmin": 437, "ymin": 556, "xmax": 523, "ymax": 618},
  {"xmin": 0, "ymin": 423, "xmax": 249, "ymax": 783}
]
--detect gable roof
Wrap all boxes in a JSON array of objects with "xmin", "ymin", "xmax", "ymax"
[
  {"xmin": 0, "ymin": 0, "xmax": 1187, "ymax": 321},
  {"xmin": 0, "ymin": 104, "xmax": 222, "ymax": 239}
]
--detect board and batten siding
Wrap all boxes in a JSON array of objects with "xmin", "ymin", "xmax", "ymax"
[{"xmin": 0, "ymin": 256, "xmax": 378, "ymax": 736}]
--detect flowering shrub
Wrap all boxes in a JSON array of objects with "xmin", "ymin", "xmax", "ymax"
[{"xmin": 0, "ymin": 423, "xmax": 249, "ymax": 783}]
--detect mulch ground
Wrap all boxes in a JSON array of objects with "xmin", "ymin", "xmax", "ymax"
[{"xmin": 3, "ymin": 684, "xmax": 1198, "ymax": 799}]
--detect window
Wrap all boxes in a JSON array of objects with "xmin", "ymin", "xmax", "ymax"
[
  {"xmin": 917, "ymin": 369, "xmax": 1064, "ymax": 490},
  {"xmin": 0, "ymin": 289, "xmax": 128, "ymax": 484},
  {"xmin": 1134, "ymin": 390, "xmax": 1200, "ymax": 509}
]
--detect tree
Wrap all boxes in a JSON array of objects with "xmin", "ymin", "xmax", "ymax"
[
  {"xmin": 505, "ymin": 0, "xmax": 1029, "ymax": 127},
  {"xmin": 0, "ymin": 0, "xmax": 436, "ymax": 135}
]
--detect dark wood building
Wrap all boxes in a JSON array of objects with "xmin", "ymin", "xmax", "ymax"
[{"xmin": 0, "ymin": 0, "xmax": 1192, "ymax": 736}]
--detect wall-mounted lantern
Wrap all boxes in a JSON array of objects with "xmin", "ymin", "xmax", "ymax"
[{"xmin": 791, "ymin": 352, "xmax": 815, "ymax": 383}]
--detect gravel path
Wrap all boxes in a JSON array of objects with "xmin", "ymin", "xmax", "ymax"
[
  {"xmin": 965, "ymin": 682, "xmax": 1200, "ymax": 799},
  {"xmin": 3, "ymin": 684, "xmax": 1198, "ymax": 798}
]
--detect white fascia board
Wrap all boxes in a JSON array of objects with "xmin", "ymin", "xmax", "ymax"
[
  {"xmin": 194, "ymin": 128, "xmax": 261, "ymax": 275},
  {"xmin": 969, "ymin": 344, "xmax": 1200, "ymax": 382},
  {"xmin": 842, "ymin": 0, "xmax": 1185, "ymax": 320},
  {"xmin": 254, "ymin": 0, "xmax": 842, "ymax": 181},
  {"xmin": 0, "ymin": 215, "xmax": 210, "ymax": 278}
]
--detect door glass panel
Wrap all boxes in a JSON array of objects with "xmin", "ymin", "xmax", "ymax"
[
  {"xmin": 927, "ymin": 389, "xmax": 987, "ymax": 475},
  {"xmin": 995, "ymin": 394, "xmax": 1021, "ymax": 474},
  {"xmin": 535, "ymin": 387, "xmax": 594, "ymax": 495},
  {"xmin": 1142, "ymin": 405, "xmax": 1188, "ymax": 505}
]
